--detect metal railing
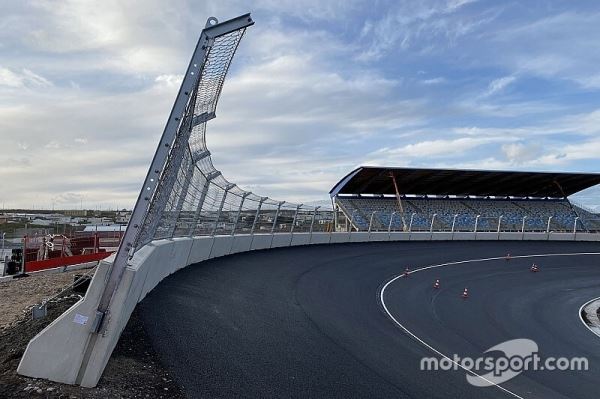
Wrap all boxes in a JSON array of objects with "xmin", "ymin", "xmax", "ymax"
[{"xmin": 340, "ymin": 210, "xmax": 600, "ymax": 234}]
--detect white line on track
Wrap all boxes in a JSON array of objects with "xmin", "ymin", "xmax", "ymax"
[{"xmin": 379, "ymin": 252, "xmax": 600, "ymax": 399}]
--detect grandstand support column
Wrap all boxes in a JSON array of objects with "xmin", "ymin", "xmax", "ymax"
[
  {"xmin": 231, "ymin": 192, "xmax": 251, "ymax": 235},
  {"xmin": 368, "ymin": 211, "xmax": 378, "ymax": 233},
  {"xmin": 251, "ymin": 197, "xmax": 267, "ymax": 234},
  {"xmin": 271, "ymin": 201, "xmax": 285, "ymax": 234},
  {"xmin": 388, "ymin": 211, "xmax": 397, "ymax": 232},
  {"xmin": 290, "ymin": 204, "xmax": 302, "ymax": 233},
  {"xmin": 474, "ymin": 215, "xmax": 481, "ymax": 233},
  {"xmin": 409, "ymin": 213, "xmax": 416, "ymax": 232},
  {"xmin": 211, "ymin": 183, "xmax": 235, "ymax": 235},
  {"xmin": 310, "ymin": 206, "xmax": 321, "ymax": 234}
]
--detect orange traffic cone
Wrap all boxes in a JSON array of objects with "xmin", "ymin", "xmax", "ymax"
[
  {"xmin": 530, "ymin": 263, "xmax": 539, "ymax": 273},
  {"xmin": 505, "ymin": 253, "xmax": 511, "ymax": 261},
  {"xmin": 433, "ymin": 279, "xmax": 440, "ymax": 289},
  {"xmin": 462, "ymin": 287, "xmax": 469, "ymax": 299}
]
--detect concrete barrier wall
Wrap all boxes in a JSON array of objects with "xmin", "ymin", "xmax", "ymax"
[{"xmin": 18, "ymin": 230, "xmax": 600, "ymax": 387}]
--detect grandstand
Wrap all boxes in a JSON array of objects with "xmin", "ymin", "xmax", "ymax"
[{"xmin": 329, "ymin": 167, "xmax": 600, "ymax": 233}]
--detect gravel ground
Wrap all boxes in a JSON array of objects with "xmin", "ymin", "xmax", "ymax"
[
  {"xmin": 0, "ymin": 271, "xmax": 185, "ymax": 398},
  {"xmin": 0, "ymin": 271, "xmax": 85, "ymax": 327}
]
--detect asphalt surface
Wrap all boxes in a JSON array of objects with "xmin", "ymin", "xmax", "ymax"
[{"xmin": 138, "ymin": 241, "xmax": 600, "ymax": 398}]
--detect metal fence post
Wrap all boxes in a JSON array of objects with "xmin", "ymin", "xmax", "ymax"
[
  {"xmin": 271, "ymin": 201, "xmax": 285, "ymax": 234},
  {"xmin": 497, "ymin": 215, "xmax": 503, "ymax": 240},
  {"xmin": 310, "ymin": 206, "xmax": 320, "ymax": 234},
  {"xmin": 188, "ymin": 170, "xmax": 221, "ymax": 236},
  {"xmin": 474, "ymin": 215, "xmax": 481, "ymax": 233},
  {"xmin": 451, "ymin": 214, "xmax": 458, "ymax": 233},
  {"xmin": 168, "ymin": 150, "xmax": 210, "ymax": 237},
  {"xmin": 211, "ymin": 183, "xmax": 235, "ymax": 236},
  {"xmin": 388, "ymin": 211, "xmax": 397, "ymax": 233},
  {"xmin": 409, "ymin": 213, "xmax": 416, "ymax": 232},
  {"xmin": 250, "ymin": 197, "xmax": 267, "ymax": 235},
  {"xmin": 521, "ymin": 216, "xmax": 527, "ymax": 240},
  {"xmin": 368, "ymin": 211, "xmax": 377, "ymax": 233},
  {"xmin": 546, "ymin": 216, "xmax": 553, "ymax": 234},
  {"xmin": 231, "ymin": 192, "xmax": 250, "ymax": 235},
  {"xmin": 290, "ymin": 204, "xmax": 302, "ymax": 233},
  {"xmin": 430, "ymin": 213, "xmax": 437, "ymax": 233}
]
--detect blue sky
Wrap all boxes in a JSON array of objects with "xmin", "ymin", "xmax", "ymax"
[{"xmin": 0, "ymin": 0, "xmax": 599, "ymax": 210}]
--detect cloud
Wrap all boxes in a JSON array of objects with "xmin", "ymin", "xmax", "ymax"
[
  {"xmin": 487, "ymin": 11, "xmax": 600, "ymax": 88},
  {"xmin": 356, "ymin": 0, "xmax": 497, "ymax": 61},
  {"xmin": 0, "ymin": 67, "xmax": 52, "ymax": 88},
  {"xmin": 484, "ymin": 75, "xmax": 516, "ymax": 96},
  {"xmin": 368, "ymin": 136, "xmax": 510, "ymax": 161},
  {"xmin": 501, "ymin": 142, "xmax": 540, "ymax": 164},
  {"xmin": 420, "ymin": 77, "xmax": 446, "ymax": 85}
]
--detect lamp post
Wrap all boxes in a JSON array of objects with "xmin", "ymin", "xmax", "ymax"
[{"xmin": 474, "ymin": 215, "xmax": 481, "ymax": 233}]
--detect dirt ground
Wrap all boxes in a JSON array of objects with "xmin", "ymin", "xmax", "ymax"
[
  {"xmin": 0, "ymin": 270, "xmax": 186, "ymax": 398},
  {"xmin": 0, "ymin": 271, "xmax": 85, "ymax": 327}
]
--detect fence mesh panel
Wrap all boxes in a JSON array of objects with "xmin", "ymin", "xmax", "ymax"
[{"xmin": 131, "ymin": 23, "xmax": 334, "ymax": 251}]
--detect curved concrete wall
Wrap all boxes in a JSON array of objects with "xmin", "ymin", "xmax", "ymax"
[{"xmin": 17, "ymin": 231, "xmax": 600, "ymax": 387}]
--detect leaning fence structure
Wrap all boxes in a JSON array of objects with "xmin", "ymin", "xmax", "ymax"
[{"xmin": 93, "ymin": 14, "xmax": 334, "ymax": 334}]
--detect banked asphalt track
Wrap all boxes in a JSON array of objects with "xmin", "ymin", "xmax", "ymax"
[{"xmin": 138, "ymin": 241, "xmax": 600, "ymax": 398}]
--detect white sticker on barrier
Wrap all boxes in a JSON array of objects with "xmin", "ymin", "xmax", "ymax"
[{"xmin": 73, "ymin": 313, "xmax": 89, "ymax": 325}]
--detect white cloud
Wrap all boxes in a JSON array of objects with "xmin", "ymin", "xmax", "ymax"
[
  {"xmin": 489, "ymin": 11, "xmax": 600, "ymax": 88},
  {"xmin": 357, "ymin": 0, "xmax": 498, "ymax": 61},
  {"xmin": 420, "ymin": 77, "xmax": 446, "ymax": 85},
  {"xmin": 0, "ymin": 66, "xmax": 52, "ymax": 88},
  {"xmin": 485, "ymin": 75, "xmax": 516, "ymax": 96},
  {"xmin": 501, "ymin": 142, "xmax": 540, "ymax": 164},
  {"xmin": 369, "ymin": 136, "xmax": 510, "ymax": 160}
]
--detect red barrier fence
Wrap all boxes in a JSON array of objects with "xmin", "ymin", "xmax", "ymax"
[{"xmin": 25, "ymin": 251, "xmax": 113, "ymax": 273}]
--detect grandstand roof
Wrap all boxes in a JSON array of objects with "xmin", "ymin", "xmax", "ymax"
[{"xmin": 329, "ymin": 167, "xmax": 600, "ymax": 198}]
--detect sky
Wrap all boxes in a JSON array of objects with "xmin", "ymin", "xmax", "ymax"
[{"xmin": 1, "ymin": 0, "xmax": 599, "ymax": 211}]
